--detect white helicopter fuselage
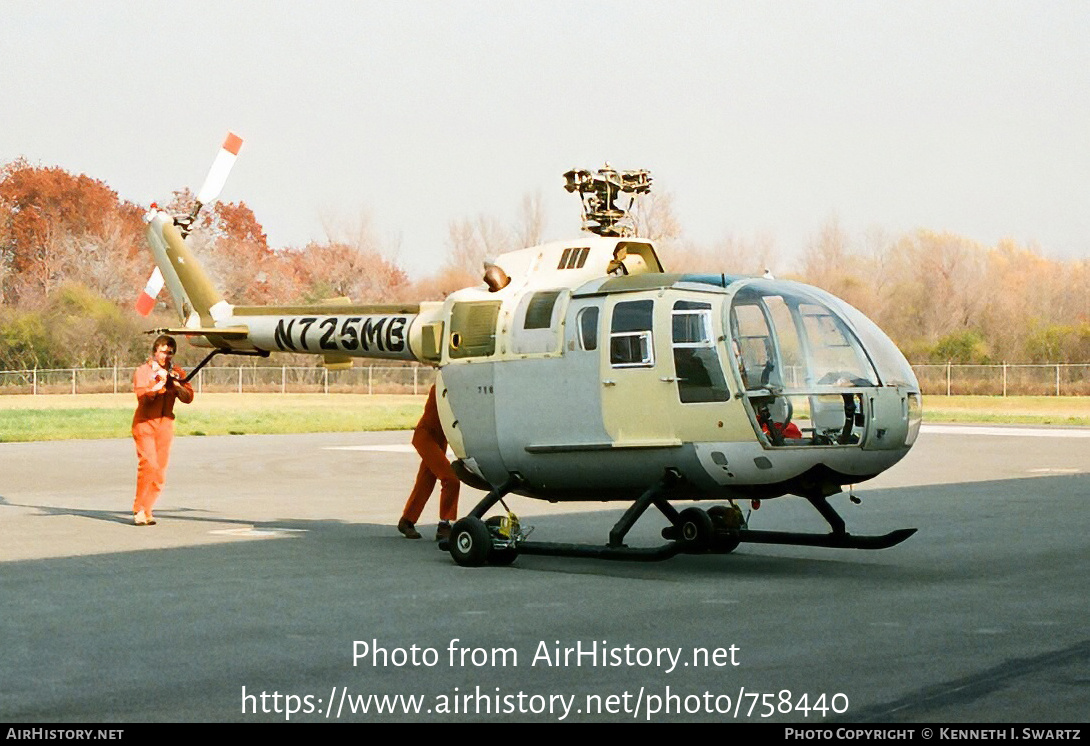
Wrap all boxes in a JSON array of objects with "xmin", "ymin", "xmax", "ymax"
[
  {"xmin": 428, "ymin": 237, "xmax": 922, "ymax": 503},
  {"xmin": 145, "ymin": 215, "xmax": 922, "ymax": 506},
  {"xmin": 141, "ymin": 147, "xmax": 922, "ymax": 560}
]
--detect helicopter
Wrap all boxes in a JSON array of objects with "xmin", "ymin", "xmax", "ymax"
[{"xmin": 139, "ymin": 135, "xmax": 923, "ymax": 567}]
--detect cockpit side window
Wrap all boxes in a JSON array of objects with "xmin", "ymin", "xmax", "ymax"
[
  {"xmin": 730, "ymin": 302, "xmax": 775, "ymax": 390},
  {"xmin": 672, "ymin": 300, "xmax": 730, "ymax": 402},
  {"xmin": 763, "ymin": 296, "xmax": 806, "ymax": 388},
  {"xmin": 610, "ymin": 299, "xmax": 654, "ymax": 367},
  {"xmin": 577, "ymin": 306, "xmax": 599, "ymax": 351}
]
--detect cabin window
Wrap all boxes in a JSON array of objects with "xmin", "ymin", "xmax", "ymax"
[
  {"xmin": 577, "ymin": 307, "xmax": 599, "ymax": 351},
  {"xmin": 524, "ymin": 290, "xmax": 563, "ymax": 330},
  {"xmin": 512, "ymin": 289, "xmax": 569, "ymax": 355},
  {"xmin": 672, "ymin": 306, "xmax": 711, "ymax": 344},
  {"xmin": 610, "ymin": 299, "xmax": 654, "ymax": 367},
  {"xmin": 671, "ymin": 300, "xmax": 730, "ymax": 402}
]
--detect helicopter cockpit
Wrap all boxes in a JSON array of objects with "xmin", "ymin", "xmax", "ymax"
[{"xmin": 727, "ymin": 281, "xmax": 922, "ymax": 450}]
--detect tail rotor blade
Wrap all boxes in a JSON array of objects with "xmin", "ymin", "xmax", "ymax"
[
  {"xmin": 196, "ymin": 132, "xmax": 244, "ymax": 205},
  {"xmin": 135, "ymin": 266, "xmax": 166, "ymax": 316}
]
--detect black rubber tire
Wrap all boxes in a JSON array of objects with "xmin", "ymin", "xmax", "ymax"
[
  {"xmin": 677, "ymin": 507, "xmax": 714, "ymax": 552},
  {"xmin": 489, "ymin": 548, "xmax": 519, "ymax": 566},
  {"xmin": 448, "ymin": 516, "xmax": 491, "ymax": 567},
  {"xmin": 707, "ymin": 505, "xmax": 742, "ymax": 554},
  {"xmin": 716, "ymin": 536, "xmax": 741, "ymax": 554}
]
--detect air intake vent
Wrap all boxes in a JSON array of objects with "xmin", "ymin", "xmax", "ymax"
[{"xmin": 449, "ymin": 301, "xmax": 501, "ymax": 359}]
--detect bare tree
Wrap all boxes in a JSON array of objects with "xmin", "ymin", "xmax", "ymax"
[
  {"xmin": 631, "ymin": 191, "xmax": 683, "ymax": 244},
  {"xmin": 514, "ymin": 190, "xmax": 547, "ymax": 248},
  {"xmin": 446, "ymin": 214, "xmax": 514, "ymax": 276}
]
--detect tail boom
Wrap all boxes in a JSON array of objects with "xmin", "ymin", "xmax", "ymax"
[
  {"xmin": 241, "ymin": 310, "xmax": 420, "ymax": 361},
  {"xmin": 144, "ymin": 209, "xmax": 438, "ymax": 363}
]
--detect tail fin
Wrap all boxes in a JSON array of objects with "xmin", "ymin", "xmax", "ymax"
[
  {"xmin": 140, "ymin": 131, "xmax": 243, "ymax": 325},
  {"xmin": 144, "ymin": 210, "xmax": 231, "ymax": 327}
]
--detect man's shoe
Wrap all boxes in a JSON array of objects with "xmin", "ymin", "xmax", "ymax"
[
  {"xmin": 398, "ymin": 518, "xmax": 421, "ymax": 539},
  {"xmin": 146, "ymin": 513, "xmax": 157, "ymax": 526},
  {"xmin": 435, "ymin": 521, "xmax": 452, "ymax": 542},
  {"xmin": 134, "ymin": 510, "xmax": 148, "ymax": 526}
]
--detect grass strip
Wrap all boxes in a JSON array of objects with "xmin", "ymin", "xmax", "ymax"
[
  {"xmin": 0, "ymin": 394, "xmax": 424, "ymax": 442},
  {"xmin": 0, "ymin": 394, "xmax": 1088, "ymax": 443}
]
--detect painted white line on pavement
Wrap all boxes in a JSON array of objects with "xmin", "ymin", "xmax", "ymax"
[{"xmin": 922, "ymin": 424, "xmax": 1090, "ymax": 438}]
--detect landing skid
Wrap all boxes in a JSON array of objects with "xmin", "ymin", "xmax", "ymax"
[
  {"xmin": 442, "ymin": 471, "xmax": 916, "ymax": 566},
  {"xmin": 512, "ymin": 527, "xmax": 915, "ymax": 563},
  {"xmin": 730, "ymin": 527, "xmax": 916, "ymax": 551}
]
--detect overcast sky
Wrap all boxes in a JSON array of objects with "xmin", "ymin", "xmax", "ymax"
[{"xmin": 3, "ymin": 1, "xmax": 1088, "ymax": 277}]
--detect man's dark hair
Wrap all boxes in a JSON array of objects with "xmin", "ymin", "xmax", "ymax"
[{"xmin": 151, "ymin": 334, "xmax": 177, "ymax": 353}]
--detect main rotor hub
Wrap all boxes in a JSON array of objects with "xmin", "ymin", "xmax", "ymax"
[{"xmin": 563, "ymin": 164, "xmax": 652, "ymax": 237}]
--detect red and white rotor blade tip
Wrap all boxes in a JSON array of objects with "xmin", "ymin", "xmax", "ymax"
[
  {"xmin": 196, "ymin": 132, "xmax": 244, "ymax": 205},
  {"xmin": 135, "ymin": 266, "xmax": 165, "ymax": 317}
]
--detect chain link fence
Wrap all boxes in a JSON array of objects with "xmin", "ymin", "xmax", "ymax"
[
  {"xmin": 912, "ymin": 363, "xmax": 1090, "ymax": 396},
  {"xmin": 0, "ymin": 363, "xmax": 1088, "ymax": 397},
  {"xmin": 0, "ymin": 365, "xmax": 438, "ymax": 395}
]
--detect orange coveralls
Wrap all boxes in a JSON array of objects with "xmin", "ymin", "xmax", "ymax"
[
  {"xmin": 401, "ymin": 385, "xmax": 459, "ymax": 523},
  {"xmin": 132, "ymin": 361, "xmax": 194, "ymax": 517}
]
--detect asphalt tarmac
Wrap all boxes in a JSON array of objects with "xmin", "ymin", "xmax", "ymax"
[{"xmin": 1, "ymin": 424, "xmax": 1087, "ymax": 723}]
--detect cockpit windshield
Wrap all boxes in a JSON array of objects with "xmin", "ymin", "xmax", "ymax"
[
  {"xmin": 729, "ymin": 283, "xmax": 880, "ymax": 392},
  {"xmin": 804, "ymin": 286, "xmax": 920, "ymax": 389},
  {"xmin": 726, "ymin": 280, "xmax": 921, "ymax": 450}
]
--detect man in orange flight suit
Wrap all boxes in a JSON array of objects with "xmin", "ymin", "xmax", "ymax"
[
  {"xmin": 131, "ymin": 335, "xmax": 194, "ymax": 526},
  {"xmin": 398, "ymin": 384, "xmax": 460, "ymax": 541}
]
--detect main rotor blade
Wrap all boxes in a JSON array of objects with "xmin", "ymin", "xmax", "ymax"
[{"xmin": 196, "ymin": 132, "xmax": 244, "ymax": 205}]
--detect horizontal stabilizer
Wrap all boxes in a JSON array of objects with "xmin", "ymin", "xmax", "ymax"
[{"xmin": 320, "ymin": 353, "xmax": 353, "ymax": 370}]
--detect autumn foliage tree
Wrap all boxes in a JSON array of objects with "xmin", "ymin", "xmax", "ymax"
[
  {"xmin": 287, "ymin": 240, "xmax": 410, "ymax": 304},
  {"xmin": 0, "ymin": 159, "xmax": 145, "ymax": 306},
  {"xmin": 1, "ymin": 155, "xmax": 1088, "ymax": 371},
  {"xmin": 790, "ymin": 219, "xmax": 1090, "ymax": 364}
]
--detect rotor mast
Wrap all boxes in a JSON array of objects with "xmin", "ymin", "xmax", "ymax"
[{"xmin": 563, "ymin": 164, "xmax": 652, "ymax": 237}]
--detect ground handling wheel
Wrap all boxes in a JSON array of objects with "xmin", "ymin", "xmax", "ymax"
[
  {"xmin": 707, "ymin": 505, "xmax": 742, "ymax": 553},
  {"xmin": 488, "ymin": 547, "xmax": 519, "ymax": 566},
  {"xmin": 485, "ymin": 516, "xmax": 520, "ymax": 566},
  {"xmin": 449, "ymin": 516, "xmax": 492, "ymax": 567},
  {"xmin": 677, "ymin": 507, "xmax": 714, "ymax": 552}
]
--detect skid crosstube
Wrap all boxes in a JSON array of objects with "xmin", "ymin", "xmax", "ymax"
[{"xmin": 516, "ymin": 541, "xmax": 682, "ymax": 562}]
